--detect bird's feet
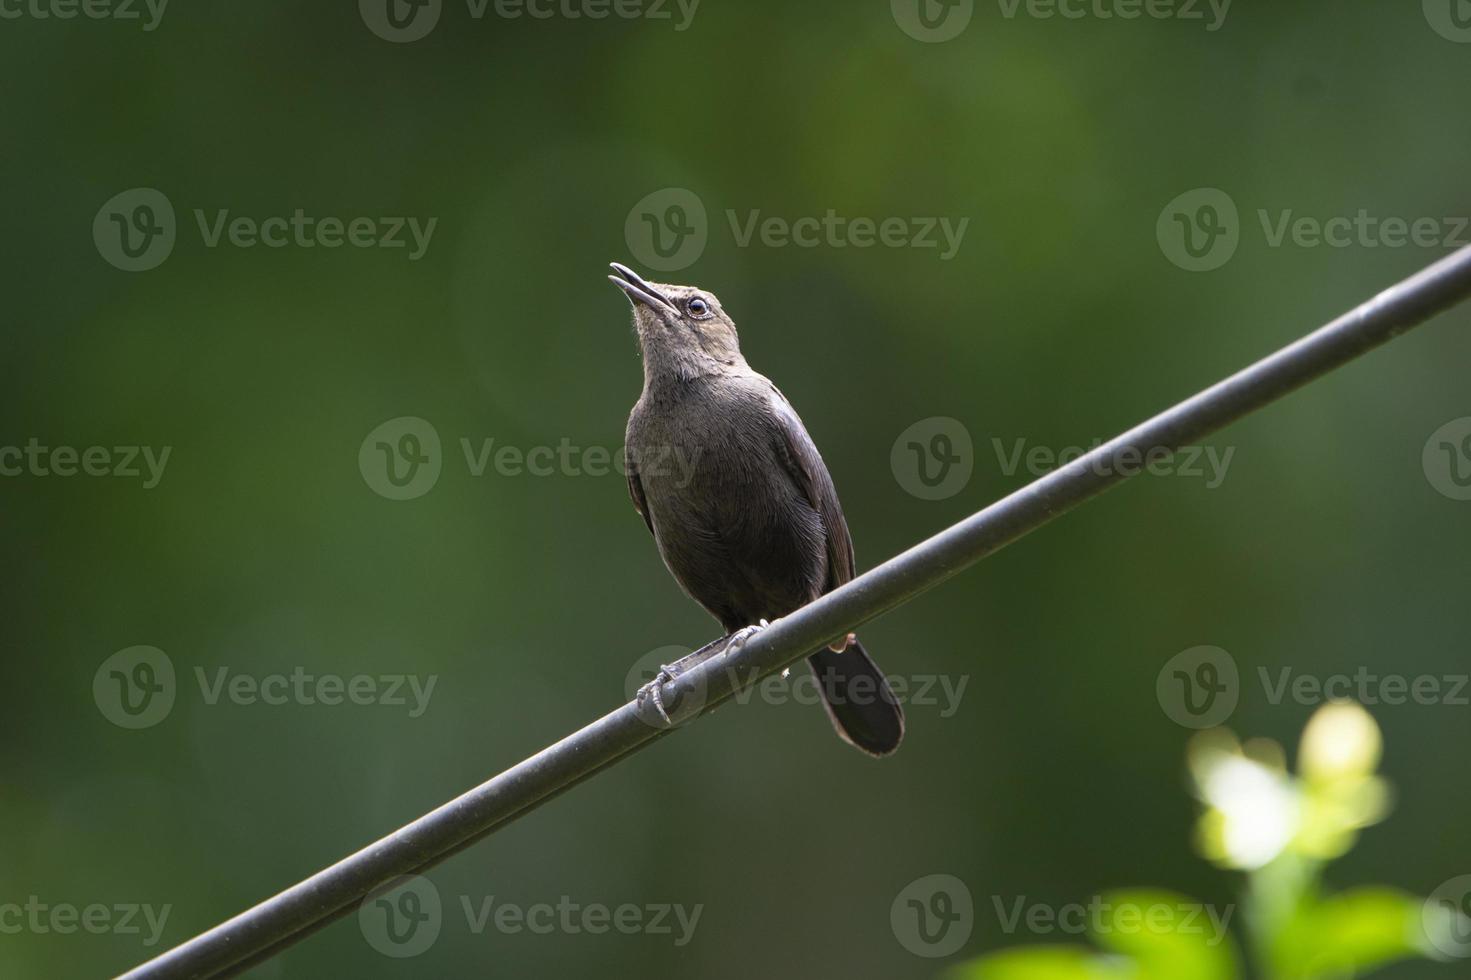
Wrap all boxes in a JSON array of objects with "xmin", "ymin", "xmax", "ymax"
[
  {"xmin": 637, "ymin": 662, "xmax": 685, "ymax": 726},
  {"xmin": 727, "ymin": 619, "xmax": 771, "ymax": 653},
  {"xmin": 828, "ymin": 632, "xmax": 856, "ymax": 653},
  {"xmin": 633, "ymin": 621, "xmax": 772, "ymax": 726}
]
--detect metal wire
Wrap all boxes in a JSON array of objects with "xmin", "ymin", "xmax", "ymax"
[{"xmin": 117, "ymin": 245, "xmax": 1471, "ymax": 979}]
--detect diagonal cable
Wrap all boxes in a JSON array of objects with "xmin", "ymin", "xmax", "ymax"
[{"xmin": 117, "ymin": 244, "xmax": 1471, "ymax": 979}]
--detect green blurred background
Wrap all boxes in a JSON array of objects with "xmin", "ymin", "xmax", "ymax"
[{"xmin": 2, "ymin": 1, "xmax": 1469, "ymax": 977}]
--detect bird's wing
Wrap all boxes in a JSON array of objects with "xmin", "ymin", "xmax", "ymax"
[
  {"xmin": 624, "ymin": 447, "xmax": 655, "ymax": 537},
  {"xmin": 764, "ymin": 381, "xmax": 856, "ymax": 589}
]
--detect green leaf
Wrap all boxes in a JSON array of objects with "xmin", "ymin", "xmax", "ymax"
[
  {"xmin": 1271, "ymin": 887, "xmax": 1431, "ymax": 978},
  {"xmin": 1089, "ymin": 890, "xmax": 1240, "ymax": 980},
  {"xmin": 949, "ymin": 892, "xmax": 1241, "ymax": 980},
  {"xmin": 949, "ymin": 945, "xmax": 1136, "ymax": 980}
]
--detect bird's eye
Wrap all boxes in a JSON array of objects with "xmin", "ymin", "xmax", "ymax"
[{"xmin": 686, "ymin": 298, "xmax": 712, "ymax": 319}]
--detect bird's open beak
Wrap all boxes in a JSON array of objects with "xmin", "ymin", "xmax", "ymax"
[{"xmin": 609, "ymin": 262, "xmax": 681, "ymax": 320}]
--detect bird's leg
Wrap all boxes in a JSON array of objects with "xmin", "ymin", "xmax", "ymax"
[
  {"xmin": 636, "ymin": 638, "xmax": 720, "ymax": 725},
  {"xmin": 636, "ymin": 620, "xmax": 772, "ymax": 724},
  {"xmin": 828, "ymin": 632, "xmax": 856, "ymax": 653},
  {"xmin": 726, "ymin": 618, "xmax": 771, "ymax": 652}
]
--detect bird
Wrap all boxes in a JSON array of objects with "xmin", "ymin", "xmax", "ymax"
[{"xmin": 608, "ymin": 261, "xmax": 904, "ymax": 757}]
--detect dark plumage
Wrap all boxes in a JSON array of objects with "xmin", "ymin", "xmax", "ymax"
[{"xmin": 609, "ymin": 262, "xmax": 904, "ymax": 757}]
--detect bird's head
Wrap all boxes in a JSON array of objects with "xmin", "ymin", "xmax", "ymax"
[{"xmin": 609, "ymin": 262, "xmax": 745, "ymax": 382}]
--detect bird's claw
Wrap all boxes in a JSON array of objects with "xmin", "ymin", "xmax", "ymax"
[
  {"xmin": 828, "ymin": 632, "xmax": 856, "ymax": 653},
  {"xmin": 637, "ymin": 663, "xmax": 681, "ymax": 725},
  {"xmin": 633, "ymin": 621, "xmax": 771, "ymax": 727},
  {"xmin": 727, "ymin": 619, "xmax": 771, "ymax": 653}
]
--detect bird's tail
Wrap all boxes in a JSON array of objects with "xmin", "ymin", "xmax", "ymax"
[{"xmin": 807, "ymin": 639, "xmax": 905, "ymax": 757}]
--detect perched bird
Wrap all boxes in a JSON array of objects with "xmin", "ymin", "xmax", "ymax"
[{"xmin": 609, "ymin": 262, "xmax": 904, "ymax": 757}]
